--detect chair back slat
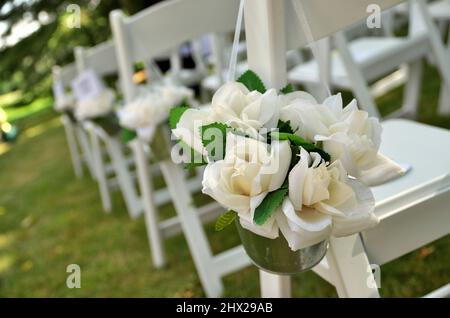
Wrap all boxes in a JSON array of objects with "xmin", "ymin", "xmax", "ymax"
[
  {"xmin": 285, "ymin": 0, "xmax": 405, "ymax": 50},
  {"xmin": 122, "ymin": 0, "xmax": 240, "ymax": 62},
  {"xmin": 78, "ymin": 41, "xmax": 118, "ymax": 76},
  {"xmin": 110, "ymin": 0, "xmax": 240, "ymax": 102}
]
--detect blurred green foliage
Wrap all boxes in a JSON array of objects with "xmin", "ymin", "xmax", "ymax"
[{"xmin": 0, "ymin": 0, "xmax": 160, "ymax": 107}]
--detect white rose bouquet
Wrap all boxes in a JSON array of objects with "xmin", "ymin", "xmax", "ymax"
[
  {"xmin": 118, "ymin": 85, "xmax": 194, "ymax": 143},
  {"xmin": 73, "ymin": 88, "xmax": 126, "ymax": 136},
  {"xmin": 170, "ymin": 70, "xmax": 405, "ymax": 253},
  {"xmin": 75, "ymin": 88, "xmax": 115, "ymax": 121}
]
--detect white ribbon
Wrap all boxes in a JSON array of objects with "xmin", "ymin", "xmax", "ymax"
[
  {"xmin": 227, "ymin": 0, "xmax": 245, "ymax": 82},
  {"xmin": 291, "ymin": 0, "xmax": 332, "ymax": 97}
]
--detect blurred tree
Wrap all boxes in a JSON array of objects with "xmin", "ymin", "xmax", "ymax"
[{"xmin": 0, "ymin": 0, "xmax": 162, "ymax": 106}]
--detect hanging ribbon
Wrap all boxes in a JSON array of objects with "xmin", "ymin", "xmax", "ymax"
[
  {"xmin": 291, "ymin": 0, "xmax": 332, "ymax": 97},
  {"xmin": 227, "ymin": 0, "xmax": 245, "ymax": 82}
]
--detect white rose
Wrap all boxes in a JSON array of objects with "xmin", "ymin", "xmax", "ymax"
[
  {"xmin": 211, "ymin": 82, "xmax": 280, "ymax": 137},
  {"xmin": 281, "ymin": 93, "xmax": 404, "ymax": 185},
  {"xmin": 75, "ymin": 89, "xmax": 115, "ymax": 120},
  {"xmin": 279, "ymin": 91, "xmax": 318, "ymax": 111},
  {"xmin": 161, "ymin": 85, "xmax": 194, "ymax": 107},
  {"xmin": 202, "ymin": 132, "xmax": 291, "ymax": 238},
  {"xmin": 277, "ymin": 147, "xmax": 377, "ymax": 250},
  {"xmin": 280, "ymin": 92, "xmax": 334, "ymax": 139},
  {"xmin": 172, "ymin": 105, "xmax": 213, "ymax": 156}
]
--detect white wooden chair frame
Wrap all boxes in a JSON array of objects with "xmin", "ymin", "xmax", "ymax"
[
  {"xmin": 167, "ymin": 40, "xmax": 209, "ymax": 89},
  {"xmin": 396, "ymin": 0, "xmax": 450, "ymax": 114},
  {"xmin": 287, "ymin": 0, "xmax": 450, "ymax": 119},
  {"xmin": 429, "ymin": 0, "xmax": 450, "ymax": 114},
  {"xmin": 243, "ymin": 0, "xmax": 450, "ymax": 298},
  {"xmin": 110, "ymin": 0, "xmax": 251, "ymax": 297},
  {"xmin": 52, "ymin": 64, "xmax": 96, "ymax": 179},
  {"xmin": 74, "ymin": 42, "xmax": 142, "ymax": 218},
  {"xmin": 75, "ymin": 30, "xmax": 238, "ymax": 287}
]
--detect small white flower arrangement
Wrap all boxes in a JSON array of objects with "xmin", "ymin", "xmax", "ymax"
[
  {"xmin": 118, "ymin": 85, "xmax": 194, "ymax": 142},
  {"xmin": 74, "ymin": 88, "xmax": 115, "ymax": 121},
  {"xmin": 170, "ymin": 70, "xmax": 405, "ymax": 252}
]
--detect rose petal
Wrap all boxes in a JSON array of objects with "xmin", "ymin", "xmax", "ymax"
[
  {"xmin": 359, "ymin": 152, "xmax": 406, "ymax": 186},
  {"xmin": 277, "ymin": 202, "xmax": 331, "ymax": 250}
]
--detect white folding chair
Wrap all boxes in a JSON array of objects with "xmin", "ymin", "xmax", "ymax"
[
  {"xmin": 77, "ymin": 36, "xmax": 224, "ymax": 276},
  {"xmin": 395, "ymin": 0, "xmax": 450, "ymax": 114},
  {"xmin": 110, "ymin": 0, "xmax": 251, "ymax": 297},
  {"xmin": 242, "ymin": 0, "xmax": 450, "ymax": 298},
  {"xmin": 74, "ymin": 42, "xmax": 142, "ymax": 219},
  {"xmin": 52, "ymin": 64, "xmax": 96, "ymax": 179},
  {"xmin": 287, "ymin": 0, "xmax": 450, "ymax": 119},
  {"xmin": 429, "ymin": 0, "xmax": 450, "ymax": 114}
]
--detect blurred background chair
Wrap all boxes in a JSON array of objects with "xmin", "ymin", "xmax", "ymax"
[
  {"xmin": 74, "ymin": 42, "xmax": 142, "ymax": 219},
  {"xmin": 52, "ymin": 64, "xmax": 96, "ymax": 179},
  {"xmin": 287, "ymin": 0, "xmax": 450, "ymax": 119},
  {"xmin": 110, "ymin": 0, "xmax": 251, "ymax": 297}
]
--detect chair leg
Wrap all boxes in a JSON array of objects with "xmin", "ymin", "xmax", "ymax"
[
  {"xmin": 326, "ymin": 235, "xmax": 380, "ymax": 298},
  {"xmin": 89, "ymin": 128, "xmax": 112, "ymax": 213},
  {"xmin": 260, "ymin": 271, "xmax": 291, "ymax": 298},
  {"xmin": 416, "ymin": 0, "xmax": 450, "ymax": 116},
  {"xmin": 130, "ymin": 140, "xmax": 166, "ymax": 268},
  {"xmin": 437, "ymin": 85, "xmax": 450, "ymax": 115},
  {"xmin": 437, "ymin": 31, "xmax": 450, "ymax": 115},
  {"xmin": 107, "ymin": 137, "xmax": 142, "ymax": 219},
  {"xmin": 61, "ymin": 116, "xmax": 83, "ymax": 178},
  {"xmin": 402, "ymin": 59, "xmax": 423, "ymax": 118},
  {"xmin": 333, "ymin": 32, "xmax": 381, "ymax": 118},
  {"xmin": 159, "ymin": 160, "xmax": 223, "ymax": 297},
  {"xmin": 76, "ymin": 126, "xmax": 97, "ymax": 179}
]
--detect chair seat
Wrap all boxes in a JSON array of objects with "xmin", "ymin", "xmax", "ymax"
[
  {"xmin": 362, "ymin": 119, "xmax": 450, "ymax": 265},
  {"xmin": 288, "ymin": 36, "xmax": 428, "ymax": 89},
  {"xmin": 428, "ymin": 0, "xmax": 450, "ymax": 21}
]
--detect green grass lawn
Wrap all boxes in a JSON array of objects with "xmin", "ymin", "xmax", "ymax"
[{"xmin": 0, "ymin": 65, "xmax": 449, "ymax": 297}]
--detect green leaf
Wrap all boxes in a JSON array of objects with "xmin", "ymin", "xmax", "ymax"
[
  {"xmin": 200, "ymin": 122, "xmax": 230, "ymax": 161},
  {"xmin": 254, "ymin": 188, "xmax": 288, "ymax": 226},
  {"xmin": 273, "ymin": 132, "xmax": 310, "ymax": 145},
  {"xmin": 215, "ymin": 210, "xmax": 237, "ymax": 231},
  {"xmin": 271, "ymin": 132, "xmax": 331, "ymax": 162},
  {"xmin": 237, "ymin": 70, "xmax": 266, "ymax": 93},
  {"xmin": 280, "ymin": 83, "xmax": 294, "ymax": 94},
  {"xmin": 277, "ymin": 120, "xmax": 294, "ymax": 134},
  {"xmin": 121, "ymin": 128, "xmax": 137, "ymax": 143},
  {"xmin": 169, "ymin": 106, "xmax": 190, "ymax": 129},
  {"xmin": 184, "ymin": 161, "xmax": 208, "ymax": 170}
]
